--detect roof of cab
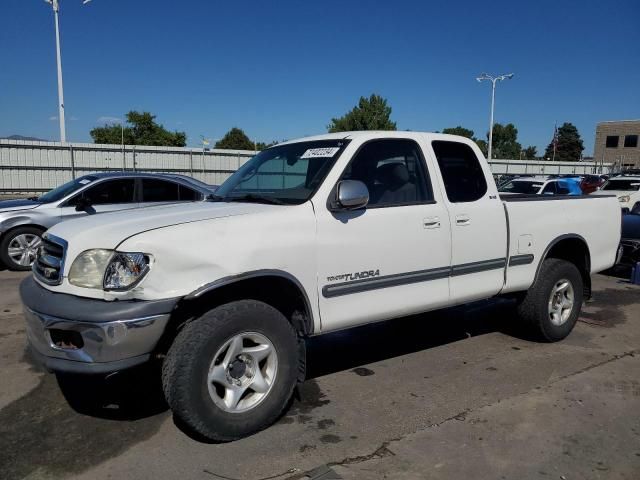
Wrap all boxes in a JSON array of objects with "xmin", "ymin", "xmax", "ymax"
[{"xmin": 277, "ymin": 131, "xmax": 480, "ymax": 146}]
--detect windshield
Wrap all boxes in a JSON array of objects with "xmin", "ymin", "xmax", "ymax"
[
  {"xmin": 602, "ymin": 180, "xmax": 640, "ymax": 191},
  {"xmin": 214, "ymin": 140, "xmax": 349, "ymax": 205},
  {"xmin": 38, "ymin": 176, "xmax": 97, "ymax": 203},
  {"xmin": 498, "ymin": 180, "xmax": 544, "ymax": 194}
]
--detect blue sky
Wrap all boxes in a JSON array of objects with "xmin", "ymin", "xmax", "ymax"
[{"xmin": 1, "ymin": 0, "xmax": 638, "ymax": 155}]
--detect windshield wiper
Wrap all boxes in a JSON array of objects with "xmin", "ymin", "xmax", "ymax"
[{"xmin": 225, "ymin": 194, "xmax": 286, "ymax": 205}]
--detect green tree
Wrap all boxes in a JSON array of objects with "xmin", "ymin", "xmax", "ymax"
[
  {"xmin": 255, "ymin": 140, "xmax": 278, "ymax": 150},
  {"xmin": 90, "ymin": 111, "xmax": 186, "ymax": 146},
  {"xmin": 442, "ymin": 126, "xmax": 475, "ymax": 139},
  {"xmin": 328, "ymin": 94, "xmax": 397, "ymax": 132},
  {"xmin": 476, "ymin": 139, "xmax": 488, "ymax": 157},
  {"xmin": 487, "ymin": 123, "xmax": 522, "ymax": 159},
  {"xmin": 215, "ymin": 127, "xmax": 255, "ymax": 150},
  {"xmin": 522, "ymin": 145, "xmax": 538, "ymax": 160},
  {"xmin": 544, "ymin": 122, "xmax": 584, "ymax": 161}
]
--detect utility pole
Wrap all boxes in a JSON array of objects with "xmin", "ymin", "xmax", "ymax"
[
  {"xmin": 45, "ymin": 0, "xmax": 93, "ymax": 143},
  {"xmin": 476, "ymin": 72, "xmax": 514, "ymax": 160},
  {"xmin": 552, "ymin": 121, "xmax": 557, "ymax": 162}
]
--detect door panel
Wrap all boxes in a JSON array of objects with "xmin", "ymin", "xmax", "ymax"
[
  {"xmin": 430, "ymin": 140, "xmax": 507, "ymax": 303},
  {"xmin": 314, "ymin": 139, "xmax": 451, "ymax": 332},
  {"xmin": 315, "ymin": 205, "xmax": 451, "ymax": 331}
]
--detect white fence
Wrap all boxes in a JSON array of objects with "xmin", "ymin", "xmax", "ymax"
[
  {"xmin": 0, "ymin": 139, "xmax": 614, "ymax": 194},
  {"xmin": 0, "ymin": 139, "xmax": 255, "ymax": 193}
]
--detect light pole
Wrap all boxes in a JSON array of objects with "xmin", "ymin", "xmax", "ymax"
[
  {"xmin": 476, "ymin": 72, "xmax": 514, "ymax": 160},
  {"xmin": 44, "ymin": 0, "xmax": 92, "ymax": 143}
]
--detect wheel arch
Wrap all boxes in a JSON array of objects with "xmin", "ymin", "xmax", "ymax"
[
  {"xmin": 163, "ymin": 269, "xmax": 315, "ymax": 340},
  {"xmin": 535, "ymin": 234, "xmax": 591, "ymax": 299},
  {"xmin": 0, "ymin": 223, "xmax": 48, "ymax": 240}
]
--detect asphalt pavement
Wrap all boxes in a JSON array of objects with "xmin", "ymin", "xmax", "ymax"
[{"xmin": 1, "ymin": 269, "xmax": 638, "ymax": 480}]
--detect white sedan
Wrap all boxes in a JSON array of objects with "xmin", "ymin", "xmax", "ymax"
[{"xmin": 591, "ymin": 176, "xmax": 640, "ymax": 211}]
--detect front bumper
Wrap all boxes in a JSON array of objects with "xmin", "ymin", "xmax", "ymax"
[{"xmin": 21, "ymin": 276, "xmax": 178, "ymax": 374}]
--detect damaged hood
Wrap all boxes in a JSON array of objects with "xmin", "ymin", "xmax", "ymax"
[{"xmin": 47, "ymin": 201, "xmax": 278, "ymax": 251}]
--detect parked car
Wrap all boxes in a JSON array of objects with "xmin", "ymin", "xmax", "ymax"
[
  {"xmin": 0, "ymin": 172, "xmax": 217, "ymax": 271},
  {"xmin": 591, "ymin": 176, "xmax": 640, "ymax": 211},
  {"xmin": 498, "ymin": 176, "xmax": 583, "ymax": 195},
  {"xmin": 616, "ymin": 205, "xmax": 640, "ymax": 266},
  {"xmin": 579, "ymin": 174, "xmax": 608, "ymax": 195},
  {"xmin": 21, "ymin": 131, "xmax": 620, "ymax": 441}
]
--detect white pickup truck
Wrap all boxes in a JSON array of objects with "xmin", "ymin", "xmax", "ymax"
[{"xmin": 21, "ymin": 131, "xmax": 621, "ymax": 441}]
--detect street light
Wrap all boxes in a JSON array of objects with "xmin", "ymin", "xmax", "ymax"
[
  {"xmin": 44, "ymin": 0, "xmax": 92, "ymax": 143},
  {"xmin": 476, "ymin": 72, "xmax": 514, "ymax": 160}
]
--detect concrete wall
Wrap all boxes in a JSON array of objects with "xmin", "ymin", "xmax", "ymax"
[{"xmin": 594, "ymin": 120, "xmax": 640, "ymax": 169}]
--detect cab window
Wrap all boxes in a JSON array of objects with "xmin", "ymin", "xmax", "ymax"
[
  {"xmin": 431, "ymin": 141, "xmax": 487, "ymax": 203},
  {"xmin": 341, "ymin": 139, "xmax": 432, "ymax": 207}
]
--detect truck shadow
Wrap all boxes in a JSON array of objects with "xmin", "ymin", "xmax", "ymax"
[
  {"xmin": 53, "ymin": 298, "xmax": 517, "ymax": 425},
  {"xmin": 305, "ymin": 298, "xmax": 515, "ymax": 379}
]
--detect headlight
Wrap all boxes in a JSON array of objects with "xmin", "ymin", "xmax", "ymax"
[
  {"xmin": 619, "ymin": 195, "xmax": 630, "ymax": 203},
  {"xmin": 103, "ymin": 252, "xmax": 150, "ymax": 290},
  {"xmin": 69, "ymin": 249, "xmax": 150, "ymax": 290},
  {"xmin": 69, "ymin": 249, "xmax": 114, "ymax": 288}
]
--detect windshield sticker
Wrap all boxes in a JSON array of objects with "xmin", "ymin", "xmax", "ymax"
[
  {"xmin": 78, "ymin": 179, "xmax": 92, "ymax": 185},
  {"xmin": 300, "ymin": 147, "xmax": 340, "ymax": 159}
]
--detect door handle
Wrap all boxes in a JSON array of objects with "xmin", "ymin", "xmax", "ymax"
[
  {"xmin": 455, "ymin": 214, "xmax": 471, "ymax": 226},
  {"xmin": 423, "ymin": 216, "xmax": 441, "ymax": 229}
]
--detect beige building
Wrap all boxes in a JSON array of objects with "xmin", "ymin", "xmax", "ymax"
[{"xmin": 594, "ymin": 120, "xmax": 640, "ymax": 169}]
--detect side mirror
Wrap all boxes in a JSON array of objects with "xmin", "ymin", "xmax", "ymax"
[
  {"xmin": 75, "ymin": 197, "xmax": 91, "ymax": 212},
  {"xmin": 335, "ymin": 180, "xmax": 369, "ymax": 210}
]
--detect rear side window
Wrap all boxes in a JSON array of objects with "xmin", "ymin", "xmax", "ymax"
[
  {"xmin": 178, "ymin": 184, "xmax": 200, "ymax": 201},
  {"xmin": 432, "ymin": 141, "xmax": 487, "ymax": 203},
  {"xmin": 142, "ymin": 179, "xmax": 180, "ymax": 202}
]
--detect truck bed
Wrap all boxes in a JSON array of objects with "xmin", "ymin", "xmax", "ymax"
[{"xmin": 501, "ymin": 194, "xmax": 620, "ymax": 294}]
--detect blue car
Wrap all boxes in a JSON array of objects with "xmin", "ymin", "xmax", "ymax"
[{"xmin": 498, "ymin": 176, "xmax": 583, "ymax": 196}]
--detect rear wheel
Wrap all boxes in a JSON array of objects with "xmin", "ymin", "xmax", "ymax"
[
  {"xmin": 515, "ymin": 258, "xmax": 583, "ymax": 342},
  {"xmin": 0, "ymin": 226, "xmax": 43, "ymax": 271},
  {"xmin": 162, "ymin": 300, "xmax": 299, "ymax": 441}
]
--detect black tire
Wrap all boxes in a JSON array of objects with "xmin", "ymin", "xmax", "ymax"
[
  {"xmin": 162, "ymin": 300, "xmax": 299, "ymax": 442},
  {"xmin": 0, "ymin": 226, "xmax": 44, "ymax": 271},
  {"xmin": 516, "ymin": 258, "xmax": 584, "ymax": 342}
]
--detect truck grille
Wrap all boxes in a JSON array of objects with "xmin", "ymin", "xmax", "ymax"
[{"xmin": 33, "ymin": 234, "xmax": 68, "ymax": 285}]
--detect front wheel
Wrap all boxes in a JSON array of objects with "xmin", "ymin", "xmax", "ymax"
[
  {"xmin": 515, "ymin": 258, "xmax": 584, "ymax": 342},
  {"xmin": 0, "ymin": 226, "xmax": 43, "ymax": 271},
  {"xmin": 162, "ymin": 300, "xmax": 299, "ymax": 441}
]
